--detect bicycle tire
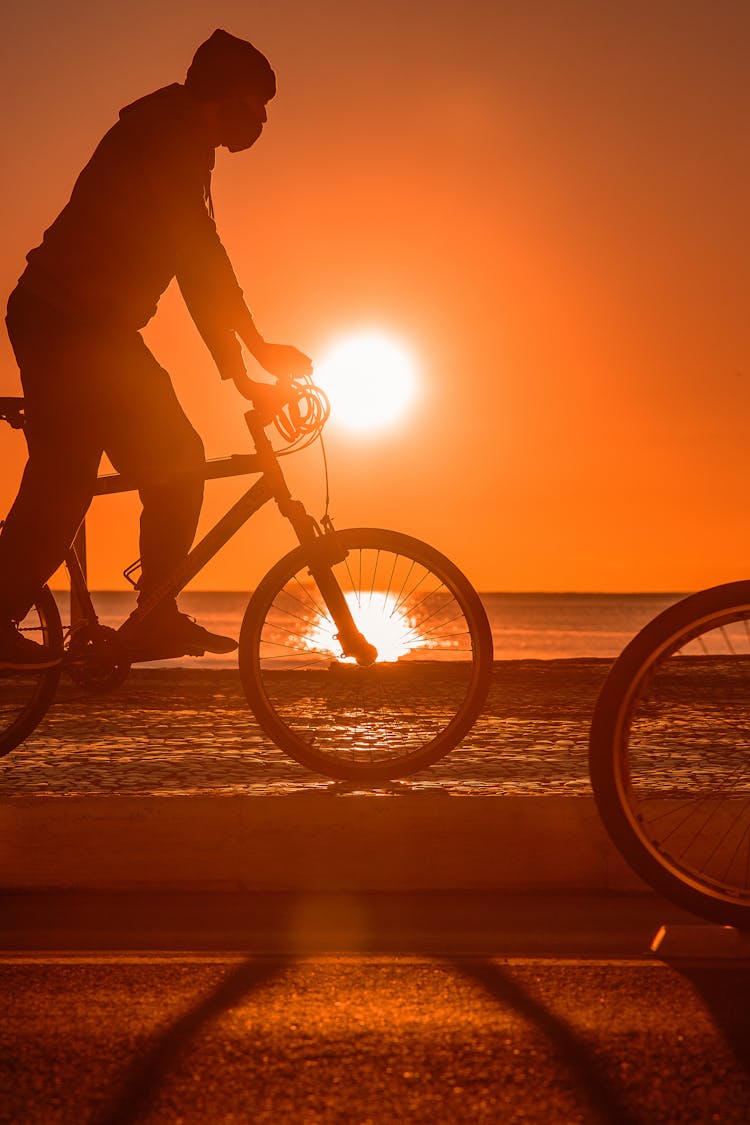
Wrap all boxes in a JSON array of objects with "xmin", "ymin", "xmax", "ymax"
[
  {"xmin": 0, "ymin": 585, "xmax": 63, "ymax": 757},
  {"xmin": 589, "ymin": 581, "xmax": 750, "ymax": 927},
  {"xmin": 239, "ymin": 528, "xmax": 493, "ymax": 782}
]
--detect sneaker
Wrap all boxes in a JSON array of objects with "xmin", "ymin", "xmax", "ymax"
[
  {"xmin": 0, "ymin": 622, "xmax": 60, "ymax": 670},
  {"xmin": 116, "ymin": 606, "xmax": 238, "ymax": 661}
]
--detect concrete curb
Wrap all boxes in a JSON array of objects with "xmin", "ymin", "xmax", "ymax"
[{"xmin": 0, "ymin": 795, "xmax": 647, "ymax": 893}]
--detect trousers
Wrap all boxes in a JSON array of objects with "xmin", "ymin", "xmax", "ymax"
[{"xmin": 0, "ymin": 285, "xmax": 205, "ymax": 622}]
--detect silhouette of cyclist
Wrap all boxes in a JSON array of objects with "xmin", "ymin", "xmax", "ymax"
[{"xmin": 0, "ymin": 30, "xmax": 311, "ymax": 669}]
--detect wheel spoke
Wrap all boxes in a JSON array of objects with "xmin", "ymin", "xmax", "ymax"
[
  {"xmin": 591, "ymin": 588, "xmax": 750, "ymax": 924},
  {"xmin": 241, "ymin": 531, "xmax": 492, "ymax": 781}
]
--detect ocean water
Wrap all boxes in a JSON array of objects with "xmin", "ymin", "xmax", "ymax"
[
  {"xmin": 481, "ymin": 592, "xmax": 685, "ymax": 660},
  {"xmin": 52, "ymin": 590, "xmax": 686, "ymax": 667}
]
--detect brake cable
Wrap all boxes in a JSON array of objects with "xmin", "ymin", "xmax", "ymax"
[{"xmin": 266, "ymin": 375, "xmax": 332, "ymax": 524}]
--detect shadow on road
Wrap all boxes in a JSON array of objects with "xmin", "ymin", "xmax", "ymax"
[
  {"xmin": 669, "ymin": 966, "xmax": 750, "ymax": 1081},
  {"xmin": 452, "ymin": 958, "xmax": 638, "ymax": 1125},
  {"xmin": 94, "ymin": 957, "xmax": 288, "ymax": 1125}
]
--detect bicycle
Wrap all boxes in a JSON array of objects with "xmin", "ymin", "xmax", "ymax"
[
  {"xmin": 0, "ymin": 380, "xmax": 493, "ymax": 783},
  {"xmin": 589, "ymin": 583, "xmax": 750, "ymax": 928}
]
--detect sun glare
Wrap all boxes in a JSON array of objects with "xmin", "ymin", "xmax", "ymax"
[
  {"xmin": 315, "ymin": 330, "xmax": 418, "ymax": 433},
  {"xmin": 303, "ymin": 591, "xmax": 426, "ymax": 663}
]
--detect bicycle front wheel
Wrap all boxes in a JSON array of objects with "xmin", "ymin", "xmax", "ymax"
[
  {"xmin": 0, "ymin": 586, "xmax": 63, "ymax": 757},
  {"xmin": 239, "ymin": 528, "xmax": 493, "ymax": 782},
  {"xmin": 589, "ymin": 581, "xmax": 750, "ymax": 927}
]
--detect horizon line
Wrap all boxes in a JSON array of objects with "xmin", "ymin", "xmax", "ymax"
[{"xmin": 48, "ymin": 587, "xmax": 692, "ymax": 598}]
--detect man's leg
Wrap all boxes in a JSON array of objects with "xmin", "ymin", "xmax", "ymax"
[
  {"xmin": 0, "ymin": 431, "xmax": 99, "ymax": 623},
  {"xmin": 0, "ymin": 290, "xmax": 103, "ymax": 625},
  {"xmin": 99, "ymin": 333, "xmax": 205, "ymax": 602},
  {"xmin": 100, "ymin": 334, "xmax": 236, "ymax": 655}
]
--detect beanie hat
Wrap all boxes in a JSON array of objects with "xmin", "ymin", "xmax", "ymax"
[{"xmin": 186, "ymin": 29, "xmax": 276, "ymax": 102}]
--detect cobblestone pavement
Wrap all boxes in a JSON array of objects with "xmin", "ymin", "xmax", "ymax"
[{"xmin": 0, "ymin": 661, "xmax": 612, "ymax": 797}]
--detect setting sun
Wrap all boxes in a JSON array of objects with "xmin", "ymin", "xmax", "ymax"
[
  {"xmin": 314, "ymin": 330, "xmax": 419, "ymax": 433},
  {"xmin": 301, "ymin": 589, "xmax": 427, "ymax": 663}
]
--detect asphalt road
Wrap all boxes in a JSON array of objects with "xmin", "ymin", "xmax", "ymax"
[
  {"xmin": 3, "ymin": 892, "xmax": 750, "ymax": 1124},
  {"xmin": 3, "ymin": 953, "xmax": 750, "ymax": 1124}
]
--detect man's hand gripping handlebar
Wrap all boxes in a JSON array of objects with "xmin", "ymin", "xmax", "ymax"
[
  {"xmin": 231, "ymin": 341, "xmax": 312, "ymax": 417},
  {"xmin": 232, "ymin": 363, "xmax": 330, "ymax": 449}
]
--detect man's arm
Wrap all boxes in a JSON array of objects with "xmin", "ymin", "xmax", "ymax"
[
  {"xmin": 176, "ymin": 211, "xmax": 311, "ymax": 395},
  {"xmin": 234, "ymin": 305, "xmax": 312, "ymax": 386}
]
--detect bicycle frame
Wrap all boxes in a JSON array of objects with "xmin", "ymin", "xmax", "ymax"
[
  {"xmin": 2, "ymin": 390, "xmax": 493, "ymax": 781},
  {"xmin": 66, "ymin": 406, "xmax": 378, "ymax": 665}
]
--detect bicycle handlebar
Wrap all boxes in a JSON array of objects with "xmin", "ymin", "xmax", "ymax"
[
  {"xmin": 241, "ymin": 375, "xmax": 330, "ymax": 451},
  {"xmin": 1, "ymin": 376, "xmax": 328, "ymax": 451},
  {"xmin": 239, "ymin": 377, "xmax": 293, "ymax": 421}
]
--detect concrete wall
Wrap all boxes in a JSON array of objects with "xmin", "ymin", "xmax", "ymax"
[{"xmin": 0, "ymin": 795, "xmax": 646, "ymax": 893}]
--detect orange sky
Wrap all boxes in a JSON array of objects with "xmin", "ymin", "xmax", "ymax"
[{"xmin": 1, "ymin": 1, "xmax": 748, "ymax": 593}]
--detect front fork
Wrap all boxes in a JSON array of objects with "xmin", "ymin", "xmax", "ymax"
[
  {"xmin": 246, "ymin": 408, "xmax": 377, "ymax": 667},
  {"xmin": 282, "ymin": 500, "xmax": 378, "ymax": 667}
]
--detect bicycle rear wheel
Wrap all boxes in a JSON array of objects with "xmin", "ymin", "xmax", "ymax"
[
  {"xmin": 239, "ymin": 528, "xmax": 493, "ymax": 782},
  {"xmin": 0, "ymin": 586, "xmax": 63, "ymax": 757},
  {"xmin": 589, "ymin": 581, "xmax": 750, "ymax": 927}
]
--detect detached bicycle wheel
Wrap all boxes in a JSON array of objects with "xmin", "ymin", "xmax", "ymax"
[
  {"xmin": 0, "ymin": 586, "xmax": 63, "ymax": 757},
  {"xmin": 240, "ymin": 528, "xmax": 493, "ymax": 782},
  {"xmin": 589, "ymin": 582, "xmax": 750, "ymax": 928}
]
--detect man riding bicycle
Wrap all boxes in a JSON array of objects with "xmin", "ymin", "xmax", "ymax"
[{"xmin": 0, "ymin": 29, "xmax": 311, "ymax": 670}]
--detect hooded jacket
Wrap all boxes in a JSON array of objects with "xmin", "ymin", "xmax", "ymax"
[{"xmin": 20, "ymin": 83, "xmax": 246, "ymax": 378}]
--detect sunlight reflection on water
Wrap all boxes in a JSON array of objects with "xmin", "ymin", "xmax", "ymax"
[{"xmin": 49, "ymin": 590, "xmax": 685, "ymax": 665}]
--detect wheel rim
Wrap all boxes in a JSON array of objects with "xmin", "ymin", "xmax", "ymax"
[
  {"xmin": 0, "ymin": 599, "xmax": 60, "ymax": 753},
  {"xmin": 614, "ymin": 603, "xmax": 750, "ymax": 908},
  {"xmin": 249, "ymin": 536, "xmax": 487, "ymax": 772}
]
